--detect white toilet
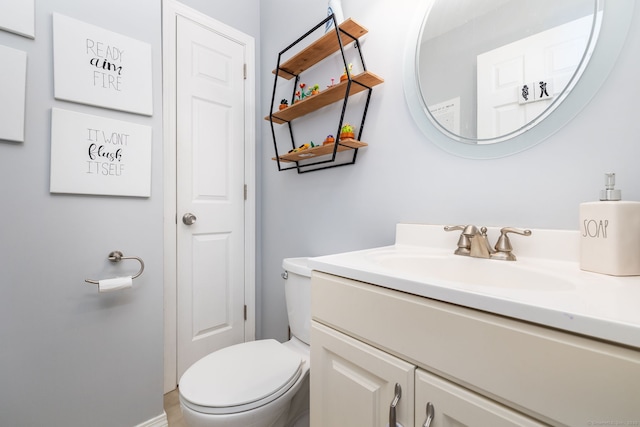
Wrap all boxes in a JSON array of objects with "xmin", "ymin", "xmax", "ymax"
[{"xmin": 179, "ymin": 257, "xmax": 312, "ymax": 427}]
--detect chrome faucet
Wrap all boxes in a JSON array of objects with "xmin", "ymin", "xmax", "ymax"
[
  {"xmin": 462, "ymin": 225, "xmax": 494, "ymax": 258},
  {"xmin": 445, "ymin": 225, "xmax": 532, "ymax": 261}
]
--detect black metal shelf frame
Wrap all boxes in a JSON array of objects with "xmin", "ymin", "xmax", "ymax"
[{"xmin": 268, "ymin": 14, "xmax": 376, "ymax": 173}]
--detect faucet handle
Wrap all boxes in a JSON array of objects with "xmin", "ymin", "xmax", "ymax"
[
  {"xmin": 493, "ymin": 227, "xmax": 532, "ymax": 261},
  {"xmin": 444, "ymin": 225, "xmax": 470, "ymax": 256}
]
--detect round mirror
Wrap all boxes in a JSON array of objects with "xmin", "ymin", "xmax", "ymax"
[{"xmin": 404, "ymin": 0, "xmax": 634, "ymax": 158}]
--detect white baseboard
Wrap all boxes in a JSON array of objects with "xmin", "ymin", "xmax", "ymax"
[{"xmin": 135, "ymin": 412, "xmax": 168, "ymax": 427}]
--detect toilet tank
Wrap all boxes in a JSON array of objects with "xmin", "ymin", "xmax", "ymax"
[{"xmin": 282, "ymin": 257, "xmax": 312, "ymax": 345}]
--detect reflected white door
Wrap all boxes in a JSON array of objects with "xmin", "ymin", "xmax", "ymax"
[
  {"xmin": 176, "ymin": 14, "xmax": 246, "ymax": 380},
  {"xmin": 477, "ymin": 15, "xmax": 592, "ymax": 140}
]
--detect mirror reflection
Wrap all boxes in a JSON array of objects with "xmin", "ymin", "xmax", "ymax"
[{"xmin": 417, "ymin": 0, "xmax": 600, "ymax": 143}]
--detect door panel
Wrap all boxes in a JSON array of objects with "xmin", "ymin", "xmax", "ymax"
[
  {"xmin": 192, "ymin": 98, "xmax": 230, "ymax": 198},
  {"xmin": 191, "ymin": 233, "xmax": 231, "ymax": 338}
]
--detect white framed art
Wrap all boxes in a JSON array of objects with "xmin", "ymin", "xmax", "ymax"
[
  {"xmin": 0, "ymin": 45, "xmax": 27, "ymax": 142},
  {"xmin": 52, "ymin": 13, "xmax": 153, "ymax": 116},
  {"xmin": 50, "ymin": 108, "xmax": 152, "ymax": 197},
  {"xmin": 0, "ymin": 0, "xmax": 34, "ymax": 39}
]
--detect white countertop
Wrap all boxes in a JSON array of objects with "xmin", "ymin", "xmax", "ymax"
[{"xmin": 308, "ymin": 224, "xmax": 640, "ymax": 348}]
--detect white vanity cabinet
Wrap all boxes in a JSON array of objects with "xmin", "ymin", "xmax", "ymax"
[
  {"xmin": 310, "ymin": 271, "xmax": 640, "ymax": 427},
  {"xmin": 311, "ymin": 321, "xmax": 545, "ymax": 427}
]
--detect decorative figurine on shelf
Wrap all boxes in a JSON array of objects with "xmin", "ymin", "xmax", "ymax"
[
  {"xmin": 339, "ymin": 124, "xmax": 355, "ymax": 140},
  {"xmin": 294, "ymin": 83, "xmax": 320, "ymax": 103},
  {"xmin": 340, "ymin": 63, "xmax": 353, "ymax": 82},
  {"xmin": 295, "ymin": 83, "xmax": 308, "ymax": 103},
  {"xmin": 322, "ymin": 134, "xmax": 335, "ymax": 146},
  {"xmin": 279, "ymin": 99, "xmax": 288, "ymax": 110},
  {"xmin": 288, "ymin": 141, "xmax": 317, "ymax": 153},
  {"xmin": 327, "ymin": 78, "xmax": 335, "ymax": 88}
]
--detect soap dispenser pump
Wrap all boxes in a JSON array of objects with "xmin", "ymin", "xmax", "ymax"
[
  {"xmin": 599, "ymin": 172, "xmax": 621, "ymax": 201},
  {"xmin": 579, "ymin": 173, "xmax": 640, "ymax": 276}
]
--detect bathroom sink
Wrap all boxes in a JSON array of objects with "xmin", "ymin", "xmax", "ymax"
[
  {"xmin": 308, "ymin": 223, "xmax": 640, "ymax": 348},
  {"xmin": 368, "ymin": 251, "xmax": 576, "ymax": 291}
]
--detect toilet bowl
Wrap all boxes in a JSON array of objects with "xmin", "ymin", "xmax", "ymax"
[{"xmin": 179, "ymin": 257, "xmax": 312, "ymax": 427}]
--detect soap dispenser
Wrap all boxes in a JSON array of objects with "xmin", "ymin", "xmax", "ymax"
[{"xmin": 579, "ymin": 173, "xmax": 640, "ymax": 276}]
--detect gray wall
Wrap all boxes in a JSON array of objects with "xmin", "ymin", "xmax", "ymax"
[
  {"xmin": 0, "ymin": 1, "xmax": 259, "ymax": 426},
  {"xmin": 179, "ymin": 0, "xmax": 261, "ymax": 40},
  {"xmin": 0, "ymin": 2, "xmax": 163, "ymax": 426},
  {"xmin": 258, "ymin": 0, "xmax": 640, "ymax": 342},
  {"xmin": 1, "ymin": 0, "xmax": 637, "ymax": 424}
]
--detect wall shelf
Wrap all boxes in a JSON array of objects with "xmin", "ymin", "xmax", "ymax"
[
  {"xmin": 273, "ymin": 18, "xmax": 368, "ymax": 79},
  {"xmin": 272, "ymin": 139, "xmax": 368, "ymax": 163},
  {"xmin": 265, "ymin": 71, "xmax": 384, "ymax": 124},
  {"xmin": 266, "ymin": 15, "xmax": 383, "ymax": 173}
]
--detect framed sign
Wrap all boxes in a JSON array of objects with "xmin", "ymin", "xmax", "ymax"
[
  {"xmin": 50, "ymin": 108, "xmax": 152, "ymax": 197},
  {"xmin": 0, "ymin": 45, "xmax": 27, "ymax": 142},
  {"xmin": 0, "ymin": 0, "xmax": 34, "ymax": 39},
  {"xmin": 52, "ymin": 13, "xmax": 153, "ymax": 116}
]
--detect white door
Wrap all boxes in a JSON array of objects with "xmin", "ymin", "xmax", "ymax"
[
  {"xmin": 175, "ymin": 14, "xmax": 247, "ymax": 380},
  {"xmin": 477, "ymin": 14, "xmax": 593, "ymax": 140}
]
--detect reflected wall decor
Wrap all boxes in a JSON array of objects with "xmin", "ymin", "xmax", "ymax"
[
  {"xmin": 50, "ymin": 108, "xmax": 152, "ymax": 197},
  {"xmin": 0, "ymin": 0, "xmax": 34, "ymax": 38},
  {"xmin": 52, "ymin": 13, "xmax": 153, "ymax": 116},
  {"xmin": 0, "ymin": 45, "xmax": 27, "ymax": 142}
]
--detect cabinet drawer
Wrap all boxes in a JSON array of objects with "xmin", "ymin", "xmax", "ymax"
[
  {"xmin": 312, "ymin": 271, "xmax": 640, "ymax": 426},
  {"xmin": 415, "ymin": 369, "xmax": 547, "ymax": 427}
]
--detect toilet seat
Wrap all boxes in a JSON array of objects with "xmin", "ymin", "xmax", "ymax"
[{"xmin": 179, "ymin": 339, "xmax": 303, "ymax": 415}]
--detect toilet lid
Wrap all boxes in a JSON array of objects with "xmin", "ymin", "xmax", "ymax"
[{"xmin": 179, "ymin": 339, "xmax": 303, "ymax": 415}]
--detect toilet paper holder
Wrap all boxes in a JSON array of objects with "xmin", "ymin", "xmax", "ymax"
[{"xmin": 85, "ymin": 251, "xmax": 145, "ymax": 284}]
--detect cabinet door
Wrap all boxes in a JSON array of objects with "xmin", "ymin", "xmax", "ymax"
[
  {"xmin": 414, "ymin": 369, "xmax": 547, "ymax": 427},
  {"xmin": 311, "ymin": 322, "xmax": 415, "ymax": 427}
]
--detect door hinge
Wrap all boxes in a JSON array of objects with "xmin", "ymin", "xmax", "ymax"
[
  {"xmin": 244, "ymin": 184, "xmax": 247, "ymax": 200},
  {"xmin": 243, "ymin": 63, "xmax": 247, "ymax": 80},
  {"xmin": 244, "ymin": 305, "xmax": 247, "ymax": 321}
]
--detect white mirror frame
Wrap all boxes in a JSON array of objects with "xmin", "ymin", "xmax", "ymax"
[{"xmin": 403, "ymin": 0, "xmax": 634, "ymax": 159}]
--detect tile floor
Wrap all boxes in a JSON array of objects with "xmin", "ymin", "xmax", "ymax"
[
  {"xmin": 163, "ymin": 387, "xmax": 311, "ymax": 427},
  {"xmin": 164, "ymin": 389, "xmax": 187, "ymax": 427}
]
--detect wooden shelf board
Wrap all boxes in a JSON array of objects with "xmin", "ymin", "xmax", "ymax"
[
  {"xmin": 273, "ymin": 18, "xmax": 368, "ymax": 79},
  {"xmin": 265, "ymin": 71, "xmax": 384, "ymax": 124},
  {"xmin": 272, "ymin": 139, "xmax": 367, "ymax": 163}
]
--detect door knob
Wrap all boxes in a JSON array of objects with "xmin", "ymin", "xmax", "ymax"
[{"xmin": 182, "ymin": 213, "xmax": 197, "ymax": 225}]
